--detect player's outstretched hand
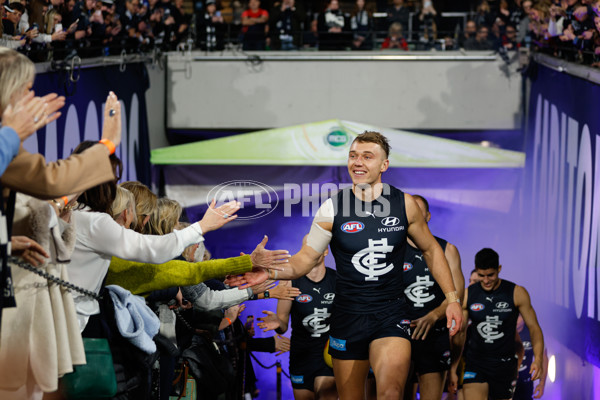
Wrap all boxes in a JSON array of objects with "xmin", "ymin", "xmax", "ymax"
[
  {"xmin": 257, "ymin": 310, "xmax": 280, "ymax": 332},
  {"xmin": 446, "ymin": 301, "xmax": 463, "ymax": 337},
  {"xmin": 274, "ymin": 334, "xmax": 290, "ymax": 356},
  {"xmin": 250, "ymin": 235, "xmax": 290, "ymax": 269},
  {"xmin": 225, "ymin": 267, "xmax": 269, "ymax": 289},
  {"xmin": 269, "ymin": 282, "xmax": 301, "ymax": 300}
]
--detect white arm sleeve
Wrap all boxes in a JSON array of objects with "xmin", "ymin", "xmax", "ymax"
[{"xmin": 306, "ymin": 198, "xmax": 334, "ymax": 254}]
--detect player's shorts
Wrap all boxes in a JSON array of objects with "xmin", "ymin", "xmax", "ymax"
[
  {"xmin": 328, "ymin": 300, "xmax": 411, "ymax": 360},
  {"xmin": 411, "ymin": 325, "xmax": 451, "ymax": 375},
  {"xmin": 513, "ymin": 379, "xmax": 534, "ymax": 400},
  {"xmin": 463, "ymin": 354, "xmax": 519, "ymax": 400},
  {"xmin": 289, "ymin": 347, "xmax": 334, "ymax": 391}
]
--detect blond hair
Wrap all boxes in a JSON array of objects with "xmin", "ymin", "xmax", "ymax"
[
  {"xmin": 120, "ymin": 181, "xmax": 158, "ymax": 234},
  {"xmin": 148, "ymin": 198, "xmax": 182, "ymax": 235},
  {"xmin": 111, "ymin": 186, "xmax": 137, "ymax": 228},
  {"xmin": 0, "ymin": 48, "xmax": 35, "ymax": 115}
]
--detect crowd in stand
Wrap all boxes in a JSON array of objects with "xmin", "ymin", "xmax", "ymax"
[{"xmin": 1, "ymin": 0, "xmax": 600, "ymax": 65}]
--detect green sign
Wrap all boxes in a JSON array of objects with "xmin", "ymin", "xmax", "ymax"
[{"xmin": 326, "ymin": 130, "xmax": 349, "ymax": 147}]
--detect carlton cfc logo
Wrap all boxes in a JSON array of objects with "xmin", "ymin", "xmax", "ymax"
[
  {"xmin": 403, "ymin": 262, "xmax": 413, "ymax": 272},
  {"xmin": 341, "ymin": 221, "xmax": 364, "ymax": 233},
  {"xmin": 471, "ymin": 303, "xmax": 485, "ymax": 311},
  {"xmin": 296, "ymin": 294, "xmax": 313, "ymax": 303}
]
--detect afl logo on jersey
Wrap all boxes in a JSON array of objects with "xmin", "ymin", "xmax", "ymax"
[
  {"xmin": 381, "ymin": 216, "xmax": 400, "ymax": 227},
  {"xmin": 403, "ymin": 262, "xmax": 413, "ymax": 272},
  {"xmin": 341, "ymin": 221, "xmax": 364, "ymax": 233},
  {"xmin": 296, "ymin": 294, "xmax": 313, "ymax": 303},
  {"xmin": 470, "ymin": 303, "xmax": 485, "ymax": 311},
  {"xmin": 400, "ymin": 319, "xmax": 411, "ymax": 325}
]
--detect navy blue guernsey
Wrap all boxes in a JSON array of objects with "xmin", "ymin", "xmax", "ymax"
[
  {"xmin": 466, "ymin": 279, "xmax": 519, "ymax": 359},
  {"xmin": 403, "ymin": 237, "xmax": 447, "ymax": 322},
  {"xmin": 330, "ymin": 184, "xmax": 408, "ymax": 313},
  {"xmin": 290, "ymin": 267, "xmax": 337, "ymax": 351},
  {"xmin": 517, "ymin": 325, "xmax": 534, "ymax": 383}
]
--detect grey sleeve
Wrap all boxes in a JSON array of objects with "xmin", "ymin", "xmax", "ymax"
[{"xmin": 190, "ymin": 285, "xmax": 252, "ymax": 312}]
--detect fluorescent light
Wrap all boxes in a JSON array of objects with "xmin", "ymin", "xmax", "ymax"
[{"xmin": 548, "ymin": 355, "xmax": 556, "ymax": 383}]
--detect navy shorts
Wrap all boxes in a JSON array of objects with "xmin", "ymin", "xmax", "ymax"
[
  {"xmin": 463, "ymin": 355, "xmax": 518, "ymax": 400},
  {"xmin": 289, "ymin": 347, "xmax": 334, "ymax": 391},
  {"xmin": 328, "ymin": 301, "xmax": 411, "ymax": 360},
  {"xmin": 411, "ymin": 325, "xmax": 451, "ymax": 375}
]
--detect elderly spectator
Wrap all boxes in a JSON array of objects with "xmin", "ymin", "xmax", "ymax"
[
  {"xmin": 241, "ymin": 0, "xmax": 268, "ymax": 50},
  {"xmin": 381, "ymin": 21, "xmax": 408, "ymax": 49}
]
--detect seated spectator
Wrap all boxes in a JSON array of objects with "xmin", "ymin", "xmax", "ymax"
[
  {"xmin": 464, "ymin": 24, "xmax": 495, "ymax": 50},
  {"xmin": 241, "ymin": 0, "xmax": 268, "ymax": 50},
  {"xmin": 317, "ymin": 0, "xmax": 349, "ymax": 50},
  {"xmin": 381, "ymin": 21, "xmax": 408, "ymax": 49},
  {"xmin": 196, "ymin": 0, "xmax": 225, "ymax": 50},
  {"xmin": 350, "ymin": 0, "xmax": 374, "ymax": 50},
  {"xmin": 270, "ymin": 0, "xmax": 303, "ymax": 50}
]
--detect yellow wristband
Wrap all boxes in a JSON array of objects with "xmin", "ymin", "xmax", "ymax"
[{"xmin": 99, "ymin": 138, "xmax": 116, "ymax": 155}]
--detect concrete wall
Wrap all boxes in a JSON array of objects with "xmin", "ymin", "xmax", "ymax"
[{"xmin": 166, "ymin": 51, "xmax": 523, "ymax": 131}]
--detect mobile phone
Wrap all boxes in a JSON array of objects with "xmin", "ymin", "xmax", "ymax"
[{"xmin": 55, "ymin": 23, "xmax": 63, "ymax": 32}]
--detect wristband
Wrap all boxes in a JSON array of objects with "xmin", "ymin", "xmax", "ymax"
[
  {"xmin": 61, "ymin": 196, "xmax": 69, "ymax": 206},
  {"xmin": 99, "ymin": 138, "xmax": 116, "ymax": 155},
  {"xmin": 225, "ymin": 317, "xmax": 232, "ymax": 326},
  {"xmin": 251, "ymin": 294, "xmax": 258, "ymax": 300},
  {"xmin": 445, "ymin": 291, "xmax": 460, "ymax": 304},
  {"xmin": 264, "ymin": 290, "xmax": 270, "ymax": 299}
]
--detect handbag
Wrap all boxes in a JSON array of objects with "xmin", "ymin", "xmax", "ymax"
[{"xmin": 60, "ymin": 338, "xmax": 118, "ymax": 399}]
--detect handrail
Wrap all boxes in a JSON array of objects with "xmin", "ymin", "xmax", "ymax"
[
  {"xmin": 533, "ymin": 53, "xmax": 600, "ymax": 86},
  {"xmin": 166, "ymin": 50, "xmax": 497, "ymax": 62}
]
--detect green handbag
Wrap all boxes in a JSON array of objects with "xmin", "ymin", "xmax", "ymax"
[{"xmin": 60, "ymin": 338, "xmax": 118, "ymax": 399}]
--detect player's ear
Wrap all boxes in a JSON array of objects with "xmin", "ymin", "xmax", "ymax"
[
  {"xmin": 380, "ymin": 158, "xmax": 389, "ymax": 172},
  {"xmin": 498, "ymin": 265, "xmax": 502, "ymax": 274}
]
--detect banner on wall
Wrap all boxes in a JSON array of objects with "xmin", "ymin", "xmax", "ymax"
[
  {"xmin": 524, "ymin": 61, "xmax": 600, "ymax": 367},
  {"xmin": 24, "ymin": 63, "xmax": 152, "ymax": 185}
]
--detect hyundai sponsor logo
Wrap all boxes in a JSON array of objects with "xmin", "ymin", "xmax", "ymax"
[
  {"xmin": 496, "ymin": 302, "xmax": 509, "ymax": 309},
  {"xmin": 381, "ymin": 216, "xmax": 400, "ymax": 227},
  {"xmin": 341, "ymin": 221, "xmax": 364, "ymax": 233},
  {"xmin": 324, "ymin": 293, "xmax": 335, "ymax": 301}
]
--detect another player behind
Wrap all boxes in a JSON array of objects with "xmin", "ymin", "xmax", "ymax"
[
  {"xmin": 257, "ymin": 239, "xmax": 337, "ymax": 400},
  {"xmin": 514, "ymin": 315, "xmax": 548, "ymax": 399},
  {"xmin": 402, "ymin": 194, "xmax": 464, "ymax": 400},
  {"xmin": 462, "ymin": 248, "xmax": 544, "ymax": 400}
]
